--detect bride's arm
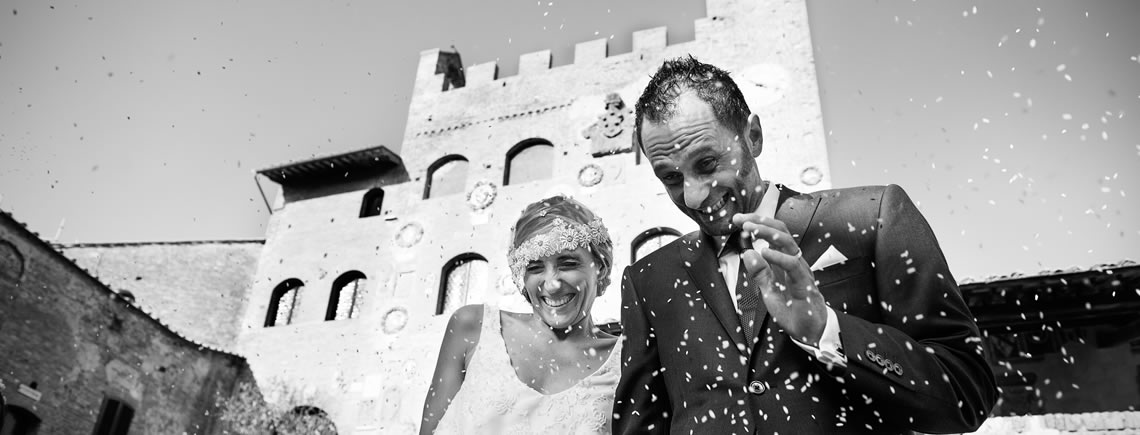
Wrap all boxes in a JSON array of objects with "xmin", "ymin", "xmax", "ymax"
[{"xmin": 419, "ymin": 304, "xmax": 483, "ymax": 435}]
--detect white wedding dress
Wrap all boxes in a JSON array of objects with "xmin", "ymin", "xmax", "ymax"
[{"xmin": 434, "ymin": 305, "xmax": 622, "ymax": 434}]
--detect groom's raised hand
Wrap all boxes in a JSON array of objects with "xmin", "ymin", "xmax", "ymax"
[{"xmin": 731, "ymin": 214, "xmax": 827, "ymax": 347}]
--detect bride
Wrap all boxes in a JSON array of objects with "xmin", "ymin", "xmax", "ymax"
[{"xmin": 420, "ymin": 196, "xmax": 621, "ymax": 434}]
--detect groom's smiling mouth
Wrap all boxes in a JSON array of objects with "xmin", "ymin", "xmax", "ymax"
[
  {"xmin": 541, "ymin": 293, "xmax": 576, "ymax": 308},
  {"xmin": 699, "ymin": 192, "xmax": 731, "ymax": 219}
]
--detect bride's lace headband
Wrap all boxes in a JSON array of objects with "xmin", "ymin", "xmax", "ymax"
[{"xmin": 507, "ymin": 216, "xmax": 612, "ymax": 293}]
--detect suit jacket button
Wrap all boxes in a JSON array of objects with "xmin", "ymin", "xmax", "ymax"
[{"xmin": 748, "ymin": 381, "xmax": 767, "ymax": 395}]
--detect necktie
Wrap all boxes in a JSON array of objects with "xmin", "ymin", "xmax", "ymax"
[{"xmin": 732, "ymin": 234, "xmax": 766, "ymax": 348}]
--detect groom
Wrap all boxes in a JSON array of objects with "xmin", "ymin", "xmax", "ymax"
[{"xmin": 613, "ymin": 57, "xmax": 997, "ymax": 434}]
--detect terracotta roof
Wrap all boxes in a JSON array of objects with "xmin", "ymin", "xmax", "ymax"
[
  {"xmin": 959, "ymin": 259, "xmax": 1140, "ymax": 332},
  {"xmin": 257, "ymin": 145, "xmax": 404, "ymax": 185},
  {"xmin": 0, "ymin": 210, "xmax": 245, "ymax": 359},
  {"xmin": 54, "ymin": 239, "xmax": 264, "ymax": 248},
  {"xmin": 958, "ymin": 259, "xmax": 1137, "ymax": 285},
  {"xmin": 57, "ymin": 241, "xmax": 260, "ymax": 350}
]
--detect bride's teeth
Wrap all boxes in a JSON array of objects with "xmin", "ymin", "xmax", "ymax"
[{"xmin": 543, "ymin": 295, "xmax": 573, "ymax": 307}]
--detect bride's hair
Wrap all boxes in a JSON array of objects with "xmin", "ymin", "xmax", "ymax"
[{"xmin": 511, "ymin": 196, "xmax": 614, "ymax": 298}]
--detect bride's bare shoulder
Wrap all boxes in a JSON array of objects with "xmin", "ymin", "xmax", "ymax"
[{"xmin": 441, "ymin": 304, "xmax": 485, "ymax": 343}]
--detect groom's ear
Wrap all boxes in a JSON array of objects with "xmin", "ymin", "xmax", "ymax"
[{"xmin": 745, "ymin": 113, "xmax": 763, "ymax": 158}]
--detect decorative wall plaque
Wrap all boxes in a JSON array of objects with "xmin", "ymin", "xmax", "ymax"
[
  {"xmin": 578, "ymin": 164, "xmax": 604, "ymax": 187},
  {"xmin": 395, "ymin": 222, "xmax": 424, "ymax": 248},
  {"xmin": 381, "ymin": 307, "xmax": 409, "ymax": 334},
  {"xmin": 800, "ymin": 166, "xmax": 823, "ymax": 186},
  {"xmin": 466, "ymin": 180, "xmax": 498, "ymax": 211},
  {"xmin": 583, "ymin": 93, "xmax": 634, "ymax": 156}
]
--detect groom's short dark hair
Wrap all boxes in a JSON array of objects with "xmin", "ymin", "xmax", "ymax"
[{"xmin": 634, "ymin": 56, "xmax": 751, "ymax": 149}]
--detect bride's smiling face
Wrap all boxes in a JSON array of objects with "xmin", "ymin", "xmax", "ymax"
[{"xmin": 522, "ymin": 246, "xmax": 602, "ymax": 330}]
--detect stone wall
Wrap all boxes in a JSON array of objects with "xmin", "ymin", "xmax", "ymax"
[
  {"xmin": 0, "ymin": 212, "xmax": 249, "ymax": 435},
  {"xmin": 59, "ymin": 240, "xmax": 263, "ymax": 351}
]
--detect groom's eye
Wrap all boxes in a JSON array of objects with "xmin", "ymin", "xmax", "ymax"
[
  {"xmin": 661, "ymin": 172, "xmax": 682, "ymax": 185},
  {"xmin": 696, "ymin": 156, "xmax": 717, "ymax": 172}
]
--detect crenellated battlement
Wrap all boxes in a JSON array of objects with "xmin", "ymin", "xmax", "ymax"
[
  {"xmin": 413, "ymin": 48, "xmax": 466, "ymax": 95},
  {"xmin": 408, "ymin": 0, "xmax": 772, "ymax": 97},
  {"xmin": 412, "ymin": 24, "xmax": 673, "ymax": 96}
]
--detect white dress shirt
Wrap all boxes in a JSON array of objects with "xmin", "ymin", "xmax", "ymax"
[{"xmin": 713, "ymin": 183, "xmax": 848, "ymax": 369}]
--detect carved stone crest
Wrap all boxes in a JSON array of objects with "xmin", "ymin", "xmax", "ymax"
[
  {"xmin": 583, "ymin": 93, "xmax": 634, "ymax": 157},
  {"xmin": 467, "ymin": 180, "xmax": 498, "ymax": 211}
]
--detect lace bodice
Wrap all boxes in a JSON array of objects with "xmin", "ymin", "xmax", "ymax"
[{"xmin": 434, "ymin": 305, "xmax": 622, "ymax": 434}]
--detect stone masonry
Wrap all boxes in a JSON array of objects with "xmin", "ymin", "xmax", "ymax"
[{"xmin": 0, "ymin": 212, "xmax": 250, "ymax": 434}]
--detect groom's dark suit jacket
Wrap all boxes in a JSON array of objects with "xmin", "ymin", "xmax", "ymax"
[{"xmin": 613, "ymin": 185, "xmax": 997, "ymax": 434}]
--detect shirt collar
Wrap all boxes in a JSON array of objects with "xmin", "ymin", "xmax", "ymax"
[{"xmin": 714, "ymin": 181, "xmax": 781, "ymax": 258}]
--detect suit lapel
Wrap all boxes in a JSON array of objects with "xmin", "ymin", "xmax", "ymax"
[
  {"xmin": 749, "ymin": 185, "xmax": 821, "ymax": 356},
  {"xmin": 679, "ymin": 232, "xmax": 748, "ymax": 354},
  {"xmin": 774, "ymin": 185, "xmax": 819, "ymax": 247}
]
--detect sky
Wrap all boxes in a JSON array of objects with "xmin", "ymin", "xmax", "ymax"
[{"xmin": 1, "ymin": 0, "xmax": 1137, "ymax": 280}]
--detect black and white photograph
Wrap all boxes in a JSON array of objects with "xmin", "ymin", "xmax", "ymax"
[{"xmin": 1, "ymin": 0, "xmax": 1138, "ymax": 433}]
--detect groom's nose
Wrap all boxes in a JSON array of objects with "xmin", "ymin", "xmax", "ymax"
[{"xmin": 683, "ymin": 180, "xmax": 710, "ymax": 210}]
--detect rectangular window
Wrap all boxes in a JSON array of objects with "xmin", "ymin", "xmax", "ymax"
[{"xmin": 93, "ymin": 398, "xmax": 134, "ymax": 435}]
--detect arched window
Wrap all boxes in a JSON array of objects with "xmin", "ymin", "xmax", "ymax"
[
  {"xmin": 266, "ymin": 279, "xmax": 303, "ymax": 327},
  {"xmin": 3, "ymin": 404, "xmax": 42, "ymax": 435},
  {"xmin": 631, "ymin": 227, "xmax": 682, "ymax": 263},
  {"xmin": 359, "ymin": 188, "xmax": 385, "ymax": 218},
  {"xmin": 424, "ymin": 155, "xmax": 469, "ymax": 199},
  {"xmin": 437, "ymin": 254, "xmax": 489, "ymax": 315},
  {"xmin": 93, "ymin": 398, "xmax": 133, "ymax": 435},
  {"xmin": 275, "ymin": 406, "xmax": 337, "ymax": 435},
  {"xmin": 327, "ymin": 271, "xmax": 366, "ymax": 321},
  {"xmin": 504, "ymin": 139, "xmax": 554, "ymax": 185}
]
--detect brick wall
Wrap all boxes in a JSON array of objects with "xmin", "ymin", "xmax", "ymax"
[{"xmin": 0, "ymin": 212, "xmax": 249, "ymax": 435}]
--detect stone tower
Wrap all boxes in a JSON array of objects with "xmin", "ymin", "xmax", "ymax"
[{"xmin": 243, "ymin": 0, "xmax": 830, "ymax": 432}]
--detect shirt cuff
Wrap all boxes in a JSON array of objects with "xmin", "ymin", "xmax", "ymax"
[{"xmin": 790, "ymin": 306, "xmax": 848, "ymax": 370}]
